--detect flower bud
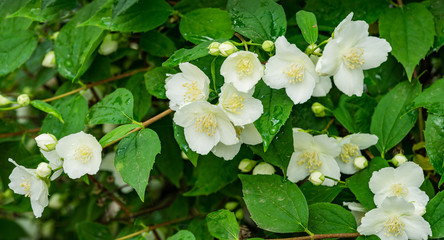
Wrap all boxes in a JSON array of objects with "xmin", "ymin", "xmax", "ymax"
[
  {"xmin": 392, "ymin": 153, "xmax": 407, "ymax": 167},
  {"xmin": 35, "ymin": 133, "xmax": 58, "ymax": 152},
  {"xmin": 235, "ymin": 209, "xmax": 244, "ymax": 220},
  {"xmin": 129, "ymin": 42, "xmax": 139, "ymax": 50},
  {"xmin": 219, "ymin": 41, "xmax": 237, "ymax": 57},
  {"xmin": 308, "ymin": 171, "xmax": 325, "ymax": 186},
  {"xmin": 181, "ymin": 151, "xmax": 189, "ymax": 160},
  {"xmin": 42, "ymin": 51, "xmax": 56, "ymax": 68},
  {"xmin": 252, "ymin": 162, "xmax": 275, "ymax": 175},
  {"xmin": 49, "ymin": 193, "xmax": 64, "ymax": 209},
  {"xmin": 99, "ymin": 34, "xmax": 118, "ymax": 56},
  {"xmin": 17, "ymin": 94, "xmax": 30, "ymax": 106},
  {"xmin": 224, "ymin": 201, "xmax": 239, "ymax": 211},
  {"xmin": 208, "ymin": 42, "xmax": 221, "ymax": 56},
  {"xmin": 238, "ymin": 158, "xmax": 257, "ymax": 173},
  {"xmin": 0, "ymin": 95, "xmax": 11, "ymax": 106},
  {"xmin": 51, "ymin": 31, "xmax": 59, "ymax": 40},
  {"xmin": 353, "ymin": 156, "xmax": 368, "ymax": 170},
  {"xmin": 262, "ymin": 40, "xmax": 274, "ymax": 52},
  {"xmin": 36, "ymin": 162, "xmax": 52, "ymax": 178},
  {"xmin": 311, "ymin": 102, "xmax": 326, "ymax": 117}
]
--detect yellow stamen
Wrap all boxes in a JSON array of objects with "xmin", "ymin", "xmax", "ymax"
[
  {"xmin": 182, "ymin": 81, "xmax": 202, "ymax": 102},
  {"xmin": 74, "ymin": 145, "xmax": 93, "ymax": 164},
  {"xmin": 222, "ymin": 93, "xmax": 245, "ymax": 114},
  {"xmin": 298, "ymin": 151, "xmax": 322, "ymax": 172},
  {"xmin": 195, "ymin": 113, "xmax": 218, "ymax": 136},
  {"xmin": 235, "ymin": 126, "xmax": 243, "ymax": 140},
  {"xmin": 390, "ymin": 183, "xmax": 408, "ymax": 197},
  {"xmin": 236, "ymin": 58, "xmax": 253, "ymax": 78},
  {"xmin": 283, "ymin": 63, "xmax": 304, "ymax": 84},
  {"xmin": 343, "ymin": 48, "xmax": 364, "ymax": 70},
  {"xmin": 384, "ymin": 216, "xmax": 405, "ymax": 237},
  {"xmin": 339, "ymin": 143, "xmax": 360, "ymax": 163},
  {"xmin": 20, "ymin": 179, "xmax": 31, "ymax": 197}
]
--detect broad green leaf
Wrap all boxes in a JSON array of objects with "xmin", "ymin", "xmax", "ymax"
[
  {"xmin": 346, "ymin": 157, "xmax": 389, "ymax": 210},
  {"xmin": 240, "ymin": 174, "xmax": 309, "ymax": 233},
  {"xmin": 54, "ymin": 0, "xmax": 106, "ymax": 80},
  {"xmin": 206, "ymin": 209, "xmax": 239, "ymax": 240},
  {"xmin": 163, "ymin": 41, "xmax": 212, "ymax": 67},
  {"xmin": 379, "ymin": 3, "xmax": 435, "ymax": 80},
  {"xmin": 0, "ymin": 218, "xmax": 28, "ymax": 239},
  {"xmin": 168, "ymin": 230, "xmax": 196, "ymax": 240},
  {"xmin": 0, "ymin": 0, "xmax": 32, "ymax": 34},
  {"xmin": 187, "ymin": 218, "xmax": 213, "ymax": 240},
  {"xmin": 140, "ymin": 30, "xmax": 176, "ymax": 57},
  {"xmin": 125, "ymin": 73, "xmax": 151, "ymax": 121},
  {"xmin": 296, "ymin": 10, "xmax": 318, "ymax": 44},
  {"xmin": 174, "ymin": 0, "xmax": 227, "ymax": 13},
  {"xmin": 365, "ymin": 55, "xmax": 405, "ymax": 96},
  {"xmin": 356, "ymin": 236, "xmax": 380, "ymax": 240},
  {"xmin": 76, "ymin": 222, "xmax": 113, "ymax": 240},
  {"xmin": 0, "ymin": 31, "xmax": 38, "ymax": 76},
  {"xmin": 227, "ymin": 0, "xmax": 286, "ymax": 43},
  {"xmin": 180, "ymin": 8, "xmax": 234, "ymax": 44},
  {"xmin": 414, "ymin": 78, "xmax": 444, "ymax": 115},
  {"xmin": 8, "ymin": 0, "xmax": 76, "ymax": 22},
  {"xmin": 98, "ymin": 124, "xmax": 139, "ymax": 147},
  {"xmin": 87, "ymin": 88, "xmax": 134, "ymax": 125},
  {"xmin": 31, "ymin": 100, "xmax": 64, "ymax": 123},
  {"xmin": 112, "ymin": 0, "xmax": 138, "ymax": 18},
  {"xmin": 300, "ymin": 182, "xmax": 344, "ymax": 205},
  {"xmin": 430, "ymin": 0, "xmax": 444, "ymax": 50},
  {"xmin": 253, "ymin": 81, "xmax": 293, "ymax": 152},
  {"xmin": 333, "ymin": 94, "xmax": 377, "ymax": 133},
  {"xmin": 115, "ymin": 129, "xmax": 161, "ymax": 201},
  {"xmin": 423, "ymin": 190, "xmax": 444, "ymax": 238},
  {"xmin": 370, "ymin": 81, "xmax": 421, "ymax": 155},
  {"xmin": 424, "ymin": 114, "xmax": 444, "ymax": 176},
  {"xmin": 144, "ymin": 67, "xmax": 177, "ymax": 99},
  {"xmin": 308, "ymin": 203, "xmax": 357, "ymax": 234},
  {"xmin": 173, "ymin": 123, "xmax": 199, "ymax": 166}
]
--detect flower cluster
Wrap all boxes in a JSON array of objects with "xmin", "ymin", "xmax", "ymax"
[{"xmin": 8, "ymin": 131, "xmax": 102, "ymax": 217}]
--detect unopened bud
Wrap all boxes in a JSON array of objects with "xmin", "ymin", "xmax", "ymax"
[
  {"xmin": 49, "ymin": 193, "xmax": 64, "ymax": 209},
  {"xmin": 224, "ymin": 201, "xmax": 239, "ymax": 211},
  {"xmin": 392, "ymin": 154, "xmax": 407, "ymax": 167},
  {"xmin": 262, "ymin": 40, "xmax": 274, "ymax": 52},
  {"xmin": 0, "ymin": 95, "xmax": 11, "ymax": 106},
  {"xmin": 181, "ymin": 151, "xmax": 189, "ymax": 160},
  {"xmin": 42, "ymin": 51, "xmax": 56, "ymax": 68},
  {"xmin": 51, "ymin": 32, "xmax": 59, "ymax": 40},
  {"xmin": 309, "ymin": 171, "xmax": 325, "ymax": 186},
  {"xmin": 353, "ymin": 156, "xmax": 368, "ymax": 170},
  {"xmin": 219, "ymin": 41, "xmax": 237, "ymax": 57},
  {"xmin": 17, "ymin": 94, "xmax": 30, "ymax": 106},
  {"xmin": 311, "ymin": 102, "xmax": 326, "ymax": 117},
  {"xmin": 99, "ymin": 34, "xmax": 118, "ymax": 55},
  {"xmin": 238, "ymin": 158, "xmax": 257, "ymax": 173},
  {"xmin": 208, "ymin": 42, "xmax": 221, "ymax": 56},
  {"xmin": 35, "ymin": 133, "xmax": 58, "ymax": 152},
  {"xmin": 235, "ymin": 209, "xmax": 244, "ymax": 220},
  {"xmin": 36, "ymin": 162, "xmax": 51, "ymax": 178},
  {"xmin": 252, "ymin": 162, "xmax": 275, "ymax": 175},
  {"xmin": 129, "ymin": 42, "xmax": 139, "ymax": 50}
]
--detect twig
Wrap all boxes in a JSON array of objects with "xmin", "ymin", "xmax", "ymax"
[
  {"xmin": 234, "ymin": 32, "xmax": 248, "ymax": 51},
  {"xmin": 0, "ymin": 128, "xmax": 40, "ymax": 138},
  {"xmin": 269, "ymin": 232, "xmax": 360, "ymax": 240},
  {"xmin": 365, "ymin": 150, "xmax": 375, "ymax": 159},
  {"xmin": 323, "ymin": 118, "xmax": 335, "ymax": 131}
]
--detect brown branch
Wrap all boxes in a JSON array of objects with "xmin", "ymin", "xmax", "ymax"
[
  {"xmin": 396, "ymin": 0, "xmax": 403, "ymax": 7},
  {"xmin": 270, "ymin": 232, "xmax": 360, "ymax": 240},
  {"xmin": 0, "ymin": 128, "xmax": 40, "ymax": 138},
  {"xmin": 323, "ymin": 118, "xmax": 335, "ymax": 131},
  {"xmin": 365, "ymin": 149, "xmax": 375, "ymax": 159}
]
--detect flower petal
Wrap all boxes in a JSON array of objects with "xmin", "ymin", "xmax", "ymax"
[
  {"xmin": 184, "ymin": 125, "xmax": 220, "ymax": 155},
  {"xmin": 240, "ymin": 124, "xmax": 262, "ymax": 145},
  {"xmin": 284, "ymin": 70, "xmax": 316, "ymax": 104},
  {"xmin": 334, "ymin": 20, "xmax": 369, "ymax": 48},
  {"xmin": 316, "ymin": 40, "xmax": 341, "ymax": 76},
  {"xmin": 402, "ymin": 214, "xmax": 432, "ymax": 240},
  {"xmin": 312, "ymin": 76, "xmax": 332, "ymax": 97},
  {"xmin": 318, "ymin": 154, "xmax": 341, "ymax": 186},
  {"xmin": 333, "ymin": 63, "xmax": 364, "ymax": 97},
  {"xmin": 287, "ymin": 151, "xmax": 310, "ymax": 183},
  {"xmin": 292, "ymin": 131, "xmax": 313, "ymax": 151},
  {"xmin": 313, "ymin": 135, "xmax": 341, "ymax": 157},
  {"xmin": 211, "ymin": 142, "xmax": 242, "ymax": 160},
  {"xmin": 394, "ymin": 162, "xmax": 424, "ymax": 187},
  {"xmin": 356, "ymin": 36, "xmax": 392, "ymax": 70},
  {"xmin": 347, "ymin": 134, "xmax": 378, "ymax": 149}
]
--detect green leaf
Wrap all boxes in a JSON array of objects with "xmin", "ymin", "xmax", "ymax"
[
  {"xmin": 364, "ymin": 55, "xmax": 405, "ymax": 96},
  {"xmin": 115, "ymin": 129, "xmax": 161, "ymax": 201},
  {"xmin": 308, "ymin": 203, "xmax": 357, "ymax": 234},
  {"xmin": 99, "ymin": 124, "xmax": 139, "ymax": 147},
  {"xmin": 370, "ymin": 81, "xmax": 421, "ymax": 155},
  {"xmin": 8, "ymin": 0, "xmax": 76, "ymax": 22},
  {"xmin": 0, "ymin": 218, "xmax": 28, "ymax": 240},
  {"xmin": 346, "ymin": 157, "xmax": 389, "ymax": 210},
  {"xmin": 179, "ymin": 8, "xmax": 234, "ymax": 44},
  {"xmin": 76, "ymin": 222, "xmax": 113, "ymax": 240},
  {"xmin": 0, "ymin": 31, "xmax": 38, "ymax": 76},
  {"xmin": 206, "ymin": 209, "xmax": 240, "ymax": 240},
  {"xmin": 414, "ymin": 78, "xmax": 444, "ymax": 115},
  {"xmin": 0, "ymin": 0, "xmax": 32, "ymax": 34},
  {"xmin": 125, "ymin": 73, "xmax": 151, "ymax": 121},
  {"xmin": 296, "ymin": 10, "xmax": 318, "ymax": 44},
  {"xmin": 173, "ymin": 123, "xmax": 199, "ymax": 166},
  {"xmin": 144, "ymin": 67, "xmax": 177, "ymax": 99},
  {"xmin": 423, "ymin": 190, "xmax": 444, "ymax": 238},
  {"xmin": 333, "ymin": 94, "xmax": 377, "ymax": 133},
  {"xmin": 87, "ymin": 88, "xmax": 134, "ymax": 125},
  {"xmin": 425, "ymin": 114, "xmax": 444, "ymax": 176},
  {"xmin": 54, "ymin": 0, "xmax": 106, "ymax": 80},
  {"xmin": 240, "ymin": 174, "xmax": 309, "ymax": 233},
  {"xmin": 300, "ymin": 182, "xmax": 344, "ymax": 205},
  {"xmin": 31, "ymin": 100, "xmax": 64, "ymax": 123},
  {"xmin": 112, "ymin": 0, "xmax": 138, "ymax": 18},
  {"xmin": 168, "ymin": 230, "xmax": 196, "ymax": 240},
  {"xmin": 187, "ymin": 218, "xmax": 213, "ymax": 240},
  {"xmin": 253, "ymin": 81, "xmax": 293, "ymax": 152},
  {"xmin": 163, "ymin": 41, "xmax": 212, "ymax": 67},
  {"xmin": 227, "ymin": 0, "xmax": 286, "ymax": 43},
  {"xmin": 430, "ymin": 0, "xmax": 444, "ymax": 50},
  {"xmin": 356, "ymin": 236, "xmax": 380, "ymax": 240},
  {"xmin": 140, "ymin": 30, "xmax": 176, "ymax": 57},
  {"xmin": 379, "ymin": 3, "xmax": 435, "ymax": 80}
]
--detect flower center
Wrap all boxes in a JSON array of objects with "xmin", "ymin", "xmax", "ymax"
[
  {"xmin": 74, "ymin": 145, "xmax": 93, "ymax": 164},
  {"xmin": 384, "ymin": 216, "xmax": 405, "ymax": 237},
  {"xmin": 343, "ymin": 48, "xmax": 364, "ymax": 70},
  {"xmin": 20, "ymin": 179, "xmax": 31, "ymax": 197},
  {"xmin": 283, "ymin": 63, "xmax": 304, "ymax": 84},
  {"xmin": 195, "ymin": 113, "xmax": 218, "ymax": 136},
  {"xmin": 339, "ymin": 143, "xmax": 360, "ymax": 163},
  {"xmin": 222, "ymin": 93, "xmax": 245, "ymax": 114},
  {"xmin": 236, "ymin": 58, "xmax": 253, "ymax": 78},
  {"xmin": 235, "ymin": 126, "xmax": 243, "ymax": 140},
  {"xmin": 298, "ymin": 151, "xmax": 322, "ymax": 172},
  {"xmin": 182, "ymin": 81, "xmax": 202, "ymax": 102},
  {"xmin": 390, "ymin": 183, "xmax": 408, "ymax": 197}
]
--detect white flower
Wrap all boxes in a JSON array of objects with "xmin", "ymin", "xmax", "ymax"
[
  {"xmin": 309, "ymin": 55, "xmax": 332, "ymax": 97},
  {"xmin": 8, "ymin": 159, "xmax": 49, "ymax": 218},
  {"xmin": 218, "ymin": 83, "xmax": 263, "ymax": 126},
  {"xmin": 99, "ymin": 34, "xmax": 118, "ymax": 55},
  {"xmin": 343, "ymin": 202, "xmax": 367, "ymax": 225},
  {"xmin": 309, "ymin": 171, "xmax": 325, "ymax": 186},
  {"xmin": 35, "ymin": 133, "xmax": 58, "ymax": 152},
  {"xmin": 220, "ymin": 51, "xmax": 263, "ymax": 93},
  {"xmin": 165, "ymin": 62, "xmax": 210, "ymax": 111},
  {"xmin": 263, "ymin": 36, "xmax": 318, "ymax": 104},
  {"xmin": 335, "ymin": 133, "xmax": 378, "ymax": 174},
  {"xmin": 316, "ymin": 13, "xmax": 391, "ymax": 96},
  {"xmin": 287, "ymin": 130, "xmax": 341, "ymax": 186},
  {"xmin": 369, "ymin": 162, "xmax": 429, "ymax": 215},
  {"xmin": 100, "ymin": 152, "xmax": 133, "ymax": 193},
  {"xmin": 358, "ymin": 197, "xmax": 431, "ymax": 240},
  {"xmin": 253, "ymin": 162, "xmax": 275, "ymax": 175},
  {"xmin": 42, "ymin": 51, "xmax": 56, "ymax": 68},
  {"xmin": 173, "ymin": 101, "xmax": 238, "ymax": 155},
  {"xmin": 36, "ymin": 163, "xmax": 51, "ymax": 178},
  {"xmin": 212, "ymin": 123, "xmax": 262, "ymax": 160},
  {"xmin": 392, "ymin": 153, "xmax": 408, "ymax": 167},
  {"xmin": 40, "ymin": 149, "xmax": 63, "ymax": 181},
  {"xmin": 55, "ymin": 131, "xmax": 102, "ymax": 179}
]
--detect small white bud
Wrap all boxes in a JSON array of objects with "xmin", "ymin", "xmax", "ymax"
[
  {"xmin": 35, "ymin": 133, "xmax": 58, "ymax": 152},
  {"xmin": 17, "ymin": 94, "xmax": 30, "ymax": 106},
  {"xmin": 36, "ymin": 162, "xmax": 52, "ymax": 178},
  {"xmin": 208, "ymin": 42, "xmax": 221, "ymax": 56},
  {"xmin": 99, "ymin": 34, "xmax": 118, "ymax": 56},
  {"xmin": 42, "ymin": 51, "xmax": 56, "ymax": 68},
  {"xmin": 309, "ymin": 171, "xmax": 325, "ymax": 186},
  {"xmin": 392, "ymin": 153, "xmax": 407, "ymax": 167},
  {"xmin": 129, "ymin": 42, "xmax": 139, "ymax": 50},
  {"xmin": 0, "ymin": 95, "xmax": 11, "ymax": 106},
  {"xmin": 252, "ymin": 162, "xmax": 275, "ymax": 175},
  {"xmin": 224, "ymin": 201, "xmax": 239, "ymax": 211},
  {"xmin": 49, "ymin": 193, "xmax": 64, "ymax": 209},
  {"xmin": 181, "ymin": 151, "xmax": 189, "ymax": 160},
  {"xmin": 311, "ymin": 102, "xmax": 326, "ymax": 117},
  {"xmin": 219, "ymin": 41, "xmax": 237, "ymax": 57},
  {"xmin": 262, "ymin": 40, "xmax": 274, "ymax": 52},
  {"xmin": 238, "ymin": 158, "xmax": 257, "ymax": 173},
  {"xmin": 353, "ymin": 156, "xmax": 368, "ymax": 170}
]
